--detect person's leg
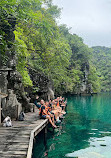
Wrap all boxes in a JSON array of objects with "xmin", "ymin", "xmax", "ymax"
[
  {"xmin": 51, "ymin": 115, "xmax": 54, "ymax": 123},
  {"xmin": 61, "ymin": 104, "xmax": 66, "ymax": 111},
  {"xmin": 63, "ymin": 106, "xmax": 65, "ymax": 111},
  {"xmin": 46, "ymin": 115, "xmax": 57, "ymax": 128},
  {"xmin": 52, "ymin": 110, "xmax": 60, "ymax": 122},
  {"xmin": 61, "ymin": 111, "xmax": 66, "ymax": 115},
  {"xmin": 48, "ymin": 112, "xmax": 55, "ymax": 123},
  {"xmin": 52, "ymin": 110, "xmax": 57, "ymax": 119},
  {"xmin": 57, "ymin": 109, "xmax": 62, "ymax": 117},
  {"xmin": 56, "ymin": 107, "xmax": 62, "ymax": 114}
]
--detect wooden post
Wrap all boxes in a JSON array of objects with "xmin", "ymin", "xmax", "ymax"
[
  {"xmin": 44, "ymin": 126, "xmax": 47, "ymax": 146},
  {"xmin": 33, "ymin": 104, "xmax": 35, "ymax": 113},
  {"xmin": 16, "ymin": 105, "xmax": 19, "ymax": 120}
]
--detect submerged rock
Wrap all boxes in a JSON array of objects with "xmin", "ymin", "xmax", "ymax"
[{"xmin": 100, "ymin": 144, "xmax": 106, "ymax": 146}]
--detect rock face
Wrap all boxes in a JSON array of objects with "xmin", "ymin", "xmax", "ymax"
[
  {"xmin": 0, "ymin": 71, "xmax": 8, "ymax": 95},
  {"xmin": 0, "ymin": 15, "xmax": 23, "ymax": 119},
  {"xmin": 7, "ymin": 70, "xmax": 34, "ymax": 112},
  {"xmin": 0, "ymin": 70, "xmax": 24, "ymax": 119},
  {"xmin": 48, "ymin": 88, "xmax": 54, "ymax": 100},
  {"xmin": 2, "ymin": 90, "xmax": 22, "ymax": 119},
  {"xmin": 80, "ymin": 63, "xmax": 92, "ymax": 94},
  {"xmin": 28, "ymin": 67, "xmax": 54, "ymax": 101},
  {"xmin": 0, "ymin": 65, "xmax": 54, "ymax": 120},
  {"xmin": 73, "ymin": 62, "xmax": 93, "ymax": 95}
]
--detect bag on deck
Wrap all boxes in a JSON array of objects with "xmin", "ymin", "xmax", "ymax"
[
  {"xmin": 18, "ymin": 112, "xmax": 25, "ymax": 121},
  {"xmin": 3, "ymin": 116, "xmax": 12, "ymax": 127}
]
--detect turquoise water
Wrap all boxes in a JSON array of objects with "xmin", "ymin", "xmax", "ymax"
[{"xmin": 33, "ymin": 93, "xmax": 111, "ymax": 158}]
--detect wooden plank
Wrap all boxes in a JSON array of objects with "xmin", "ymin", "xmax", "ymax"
[
  {"xmin": 0, "ymin": 110, "xmax": 49, "ymax": 158},
  {"xmin": 0, "ymin": 151, "xmax": 27, "ymax": 155},
  {"xmin": 0, "ymin": 155, "xmax": 25, "ymax": 158},
  {"xmin": 26, "ymin": 132, "xmax": 34, "ymax": 158}
]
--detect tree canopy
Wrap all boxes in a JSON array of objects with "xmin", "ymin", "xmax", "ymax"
[
  {"xmin": 0, "ymin": 0, "xmax": 101, "ymax": 94},
  {"xmin": 92, "ymin": 46, "xmax": 111, "ymax": 92}
]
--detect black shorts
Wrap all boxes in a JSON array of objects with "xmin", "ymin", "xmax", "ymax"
[{"xmin": 40, "ymin": 115, "xmax": 47, "ymax": 119}]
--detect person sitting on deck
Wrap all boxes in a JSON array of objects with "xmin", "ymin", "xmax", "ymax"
[
  {"xmin": 46, "ymin": 101, "xmax": 61, "ymax": 123},
  {"xmin": 55, "ymin": 98, "xmax": 66, "ymax": 115},
  {"xmin": 45, "ymin": 101, "xmax": 55, "ymax": 122},
  {"xmin": 45, "ymin": 101, "xmax": 52, "ymax": 113},
  {"xmin": 34, "ymin": 96, "xmax": 66, "ymax": 126},
  {"xmin": 51, "ymin": 100, "xmax": 63, "ymax": 122},
  {"xmin": 39, "ymin": 100, "xmax": 57, "ymax": 128},
  {"xmin": 59, "ymin": 96, "xmax": 67, "ymax": 112}
]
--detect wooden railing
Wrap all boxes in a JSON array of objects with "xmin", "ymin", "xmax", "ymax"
[{"xmin": 27, "ymin": 119, "xmax": 48, "ymax": 158}]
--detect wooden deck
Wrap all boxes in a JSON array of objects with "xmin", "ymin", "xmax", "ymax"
[{"xmin": 0, "ymin": 109, "xmax": 48, "ymax": 158}]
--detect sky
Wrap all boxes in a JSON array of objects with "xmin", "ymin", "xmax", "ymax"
[{"xmin": 53, "ymin": 0, "xmax": 111, "ymax": 47}]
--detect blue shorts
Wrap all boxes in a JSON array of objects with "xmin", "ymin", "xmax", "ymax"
[{"xmin": 41, "ymin": 115, "xmax": 47, "ymax": 119}]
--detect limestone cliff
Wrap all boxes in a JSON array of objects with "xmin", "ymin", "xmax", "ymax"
[
  {"xmin": 72, "ymin": 62, "xmax": 93, "ymax": 95},
  {"xmin": 26, "ymin": 67, "xmax": 54, "ymax": 101}
]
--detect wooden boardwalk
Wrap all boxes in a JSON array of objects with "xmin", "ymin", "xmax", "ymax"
[{"xmin": 0, "ymin": 109, "xmax": 48, "ymax": 158}]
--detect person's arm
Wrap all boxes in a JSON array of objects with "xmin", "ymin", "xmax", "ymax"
[
  {"xmin": 43, "ymin": 109, "xmax": 48, "ymax": 115},
  {"xmin": 36, "ymin": 96, "xmax": 39, "ymax": 99},
  {"xmin": 34, "ymin": 100, "xmax": 41, "ymax": 108}
]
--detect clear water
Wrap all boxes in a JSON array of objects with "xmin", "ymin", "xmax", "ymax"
[{"xmin": 33, "ymin": 93, "xmax": 111, "ymax": 158}]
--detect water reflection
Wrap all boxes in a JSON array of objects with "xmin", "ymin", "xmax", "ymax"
[{"xmin": 66, "ymin": 136, "xmax": 111, "ymax": 158}]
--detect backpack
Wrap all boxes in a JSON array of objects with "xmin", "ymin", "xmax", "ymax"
[
  {"xmin": 3, "ymin": 116, "xmax": 12, "ymax": 127},
  {"xmin": 18, "ymin": 112, "xmax": 25, "ymax": 121}
]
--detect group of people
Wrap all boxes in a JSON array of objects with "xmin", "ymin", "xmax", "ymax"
[{"xmin": 34, "ymin": 96, "xmax": 67, "ymax": 128}]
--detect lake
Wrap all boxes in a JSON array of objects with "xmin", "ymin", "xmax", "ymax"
[{"xmin": 33, "ymin": 93, "xmax": 111, "ymax": 158}]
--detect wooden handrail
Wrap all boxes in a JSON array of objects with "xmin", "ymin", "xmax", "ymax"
[{"xmin": 27, "ymin": 119, "xmax": 48, "ymax": 158}]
